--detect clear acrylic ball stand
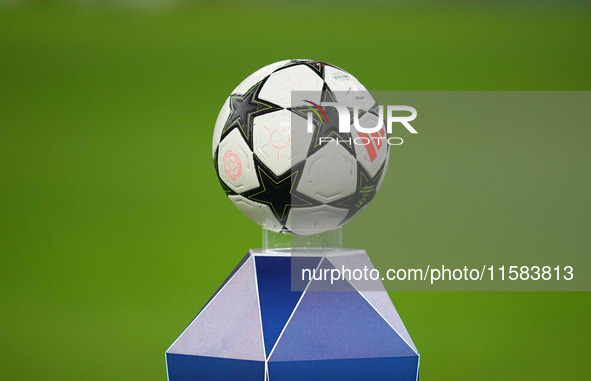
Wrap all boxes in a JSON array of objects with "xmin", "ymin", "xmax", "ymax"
[{"xmin": 262, "ymin": 227, "xmax": 343, "ymax": 252}]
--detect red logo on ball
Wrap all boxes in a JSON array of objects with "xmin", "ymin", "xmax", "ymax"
[{"xmin": 223, "ymin": 150, "xmax": 242, "ymax": 180}]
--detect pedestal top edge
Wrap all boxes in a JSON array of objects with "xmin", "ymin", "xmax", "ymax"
[{"xmin": 249, "ymin": 248, "xmax": 367, "ymax": 257}]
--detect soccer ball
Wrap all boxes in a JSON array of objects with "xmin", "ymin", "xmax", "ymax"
[{"xmin": 212, "ymin": 59, "xmax": 389, "ymax": 235}]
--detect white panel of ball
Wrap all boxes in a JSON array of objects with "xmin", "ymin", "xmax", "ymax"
[
  {"xmin": 217, "ymin": 128, "xmax": 259, "ymax": 193},
  {"xmin": 296, "ymin": 141, "xmax": 357, "ymax": 203},
  {"xmin": 229, "ymin": 195, "xmax": 283, "ymax": 232},
  {"xmin": 258, "ymin": 65, "xmax": 324, "ymax": 108},
  {"xmin": 253, "ymin": 110, "xmax": 312, "ymax": 176},
  {"xmin": 324, "ymin": 66, "xmax": 375, "ymax": 111},
  {"xmin": 286, "ymin": 205, "xmax": 349, "ymax": 235}
]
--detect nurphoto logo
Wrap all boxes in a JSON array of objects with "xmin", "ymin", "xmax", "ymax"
[{"xmin": 303, "ymin": 100, "xmax": 418, "ymax": 149}]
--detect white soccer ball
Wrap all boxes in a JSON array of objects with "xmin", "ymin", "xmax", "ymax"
[{"xmin": 212, "ymin": 59, "xmax": 389, "ymax": 235}]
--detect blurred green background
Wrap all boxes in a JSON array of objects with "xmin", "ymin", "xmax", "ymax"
[{"xmin": 0, "ymin": 1, "xmax": 589, "ymax": 380}]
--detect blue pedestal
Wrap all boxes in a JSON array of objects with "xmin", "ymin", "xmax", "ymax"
[{"xmin": 166, "ymin": 250, "xmax": 419, "ymax": 381}]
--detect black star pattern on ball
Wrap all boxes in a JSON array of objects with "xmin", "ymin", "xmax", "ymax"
[
  {"xmin": 329, "ymin": 161, "xmax": 386, "ymax": 224},
  {"xmin": 289, "ymin": 85, "xmax": 356, "ymax": 158},
  {"xmin": 222, "ymin": 79, "xmax": 282, "ymax": 149},
  {"xmin": 242, "ymin": 159, "xmax": 319, "ymax": 225},
  {"xmin": 275, "ymin": 59, "xmax": 325, "ymax": 79}
]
